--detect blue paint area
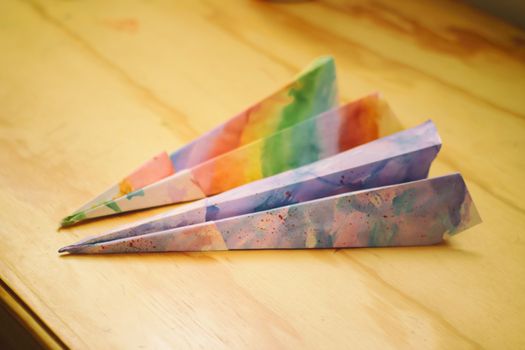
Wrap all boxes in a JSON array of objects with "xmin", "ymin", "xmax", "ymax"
[
  {"xmin": 368, "ymin": 220, "xmax": 399, "ymax": 247},
  {"xmin": 252, "ymin": 187, "xmax": 299, "ymax": 212},
  {"xmin": 393, "ymin": 188, "xmax": 417, "ymax": 215},
  {"xmin": 431, "ymin": 174, "xmax": 468, "ymax": 233},
  {"xmin": 279, "ymin": 206, "xmax": 309, "ymax": 247},
  {"xmin": 169, "ymin": 140, "xmax": 196, "ymax": 170},
  {"xmin": 368, "ymin": 222, "xmax": 398, "ymax": 246},
  {"xmin": 205, "ymin": 205, "xmax": 220, "ymax": 221},
  {"xmin": 315, "ymin": 231, "xmax": 333, "ymax": 248},
  {"xmin": 126, "ymin": 189, "xmax": 145, "ymax": 200}
]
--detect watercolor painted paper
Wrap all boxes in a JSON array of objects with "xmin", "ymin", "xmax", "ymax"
[{"xmin": 60, "ymin": 173, "xmax": 480, "ymax": 254}]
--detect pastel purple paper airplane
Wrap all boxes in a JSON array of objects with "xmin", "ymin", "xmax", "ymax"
[
  {"xmin": 59, "ymin": 120, "xmax": 481, "ymax": 254},
  {"xmin": 60, "ymin": 173, "xmax": 480, "ymax": 254}
]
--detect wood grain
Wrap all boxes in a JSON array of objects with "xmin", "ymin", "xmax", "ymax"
[{"xmin": 0, "ymin": 0, "xmax": 524, "ymax": 348}]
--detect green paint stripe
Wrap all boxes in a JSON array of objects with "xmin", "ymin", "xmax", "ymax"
[
  {"xmin": 60, "ymin": 211, "xmax": 87, "ymax": 226},
  {"xmin": 261, "ymin": 56, "xmax": 337, "ymax": 177},
  {"xmin": 104, "ymin": 200, "xmax": 122, "ymax": 213},
  {"xmin": 126, "ymin": 189, "xmax": 145, "ymax": 200}
]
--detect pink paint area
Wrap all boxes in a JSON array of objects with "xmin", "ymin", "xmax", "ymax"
[
  {"xmin": 121, "ymin": 152, "xmax": 175, "ymax": 193},
  {"xmin": 88, "ymin": 223, "xmax": 227, "ymax": 253}
]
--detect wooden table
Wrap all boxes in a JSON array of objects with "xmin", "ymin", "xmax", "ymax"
[{"xmin": 1, "ymin": 0, "xmax": 524, "ymax": 348}]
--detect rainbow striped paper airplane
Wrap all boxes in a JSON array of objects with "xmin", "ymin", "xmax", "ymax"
[
  {"xmin": 62, "ymin": 57, "xmax": 402, "ymax": 226},
  {"xmin": 62, "ymin": 56, "xmax": 339, "ymax": 226}
]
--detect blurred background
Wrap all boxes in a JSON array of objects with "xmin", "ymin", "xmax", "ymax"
[{"xmin": 467, "ymin": 0, "xmax": 525, "ymax": 29}]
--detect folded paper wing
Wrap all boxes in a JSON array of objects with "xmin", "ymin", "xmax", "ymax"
[
  {"xmin": 60, "ymin": 174, "xmax": 481, "ymax": 254},
  {"xmin": 62, "ymin": 94, "xmax": 402, "ymax": 225},
  {"xmin": 63, "ymin": 56, "xmax": 338, "ymax": 225},
  {"xmin": 62, "ymin": 120, "xmax": 440, "ymax": 250}
]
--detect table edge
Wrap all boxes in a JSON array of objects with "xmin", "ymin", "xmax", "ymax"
[{"xmin": 0, "ymin": 279, "xmax": 67, "ymax": 350}]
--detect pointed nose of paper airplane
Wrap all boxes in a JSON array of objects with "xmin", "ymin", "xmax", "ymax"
[{"xmin": 58, "ymin": 244, "xmax": 83, "ymax": 254}]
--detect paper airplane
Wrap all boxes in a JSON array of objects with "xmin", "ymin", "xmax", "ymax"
[
  {"xmin": 62, "ymin": 56, "xmax": 339, "ymax": 226},
  {"xmin": 61, "ymin": 93, "xmax": 402, "ymax": 226},
  {"xmin": 61, "ymin": 120, "xmax": 440, "ymax": 251},
  {"xmin": 59, "ymin": 173, "xmax": 481, "ymax": 254}
]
